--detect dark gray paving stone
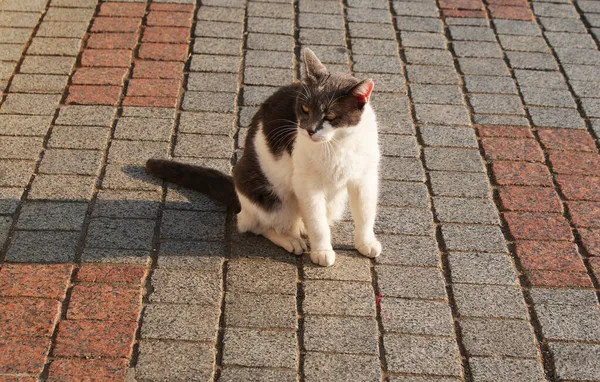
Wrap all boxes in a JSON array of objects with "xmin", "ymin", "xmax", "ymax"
[
  {"xmin": 434, "ymin": 197, "xmax": 499, "ymax": 225},
  {"xmin": 102, "ymin": 164, "xmax": 161, "ymax": 191},
  {"xmin": 39, "ymin": 149, "xmax": 102, "ymax": 175},
  {"xmin": 470, "ymin": 94, "xmax": 524, "ymax": 115},
  {"xmin": 141, "ymin": 303, "xmax": 219, "ymax": 341},
  {"xmin": 17, "ymin": 201, "xmax": 87, "ymax": 230},
  {"xmin": 514, "ymin": 69, "xmax": 567, "ymax": 90},
  {"xmin": 473, "ymin": 114, "xmax": 529, "ymax": 126},
  {"xmin": 1, "ymin": 93, "xmax": 61, "ymax": 115},
  {"xmin": 304, "ymin": 353, "xmax": 380, "ymax": 382},
  {"xmin": 6, "ymin": 231, "xmax": 79, "ymax": 262},
  {"xmin": 136, "ymin": 340, "xmax": 215, "ymax": 381},
  {"xmin": 521, "ymin": 87, "xmax": 576, "ymax": 108},
  {"xmin": 94, "ymin": 190, "xmax": 160, "ymax": 219},
  {"xmin": 353, "ymin": 55, "xmax": 401, "ymax": 74},
  {"xmin": 352, "ymin": 40, "xmax": 397, "ymax": 57},
  {"xmin": 158, "ymin": 241, "xmax": 224, "ymax": 270},
  {"xmin": 406, "ymin": 65, "xmax": 458, "ymax": 84},
  {"xmin": 453, "ymin": 41, "xmax": 502, "ymax": 58},
  {"xmin": 550, "ymin": 342, "xmax": 600, "ymax": 381},
  {"xmin": 396, "ymin": 16, "xmax": 443, "ymax": 33},
  {"xmin": 0, "ymin": 160, "xmax": 35, "ymax": 188},
  {"xmin": 556, "ymin": 47, "xmax": 600, "ymax": 65},
  {"xmin": 197, "ymin": 5, "xmax": 245, "ymax": 23},
  {"xmin": 371, "ymin": 93, "xmax": 409, "ymax": 113},
  {"xmin": 193, "ymin": 37, "xmax": 242, "ymax": 56},
  {"xmin": 348, "ymin": 22, "xmax": 396, "ymax": 40},
  {"xmin": 377, "ymin": 265, "xmax": 446, "ymax": 299},
  {"xmin": 382, "ymin": 298, "xmax": 454, "ymax": 336},
  {"xmin": 220, "ymin": 368, "xmax": 297, "ymax": 382},
  {"xmin": 536, "ymin": 304, "xmax": 600, "ymax": 341},
  {"xmin": 453, "ymin": 284, "xmax": 527, "ymax": 319},
  {"xmin": 379, "ymin": 134, "xmax": 418, "ymax": 157},
  {"xmin": 494, "ymin": 20, "xmax": 541, "ymax": 36},
  {"xmin": 248, "ymin": 18, "xmax": 292, "ymax": 36},
  {"xmin": 448, "ymin": 252, "xmax": 516, "ymax": 285},
  {"xmin": 498, "ymin": 35, "xmax": 549, "ymax": 53},
  {"xmin": 225, "ymin": 292, "xmax": 296, "ymax": 329},
  {"xmin": 299, "ymin": 13, "xmax": 344, "ymax": 29},
  {"xmin": 149, "ymin": 268, "xmax": 221, "ymax": 305},
  {"xmin": 530, "ymin": 288, "xmax": 598, "ymax": 306},
  {"xmin": 539, "ymin": 16, "xmax": 586, "ymax": 33},
  {"xmin": 529, "ymin": 107, "xmax": 585, "ymax": 129},
  {"xmin": 303, "ymin": 251, "xmax": 371, "ymax": 281},
  {"xmin": 0, "ymin": 216, "xmax": 10, "ymax": 244},
  {"xmin": 81, "ymin": 248, "xmax": 151, "ymax": 265},
  {"xmin": 182, "ymin": 91, "xmax": 236, "ymax": 113},
  {"xmin": 563, "ymin": 64, "xmax": 600, "ymax": 82},
  {"xmin": 546, "ymin": 31, "xmax": 596, "ymax": 49},
  {"xmin": 161, "ymin": 210, "xmax": 225, "ymax": 241},
  {"xmin": 380, "ymin": 180, "xmax": 429, "ymax": 208},
  {"xmin": 222, "ymin": 328, "xmax": 296, "ymax": 368},
  {"xmin": 179, "ymin": 112, "xmax": 234, "ymax": 135},
  {"xmin": 303, "ymin": 280, "xmax": 374, "ymax": 316},
  {"xmin": 401, "ymin": 31, "xmax": 446, "ymax": 49},
  {"xmin": 244, "ymin": 66, "xmax": 293, "ymax": 86},
  {"xmin": 420, "ymin": 126, "xmax": 477, "ymax": 148},
  {"xmin": 0, "ymin": 187, "xmax": 22, "ymax": 215},
  {"xmin": 446, "ymin": 17, "xmax": 489, "ymax": 27},
  {"xmin": 378, "ymin": 112, "xmax": 415, "ymax": 135},
  {"xmin": 449, "ymin": 26, "xmax": 495, "ymax": 42},
  {"xmin": 86, "ymin": 217, "xmax": 155, "ymax": 250},
  {"xmin": 415, "ymin": 104, "xmax": 470, "ymax": 125},
  {"xmin": 393, "ymin": 1, "xmax": 439, "ymax": 17},
  {"xmin": 376, "ymin": 207, "xmax": 433, "ymax": 236},
  {"xmin": 460, "ymin": 317, "xmax": 537, "ymax": 357},
  {"xmin": 299, "ymin": 28, "xmax": 346, "ymax": 46},
  {"xmin": 411, "ymin": 84, "xmax": 463, "ymax": 105},
  {"xmin": 506, "ymin": 52, "xmax": 558, "ymax": 70},
  {"xmin": 356, "ymin": 73, "xmax": 404, "ymax": 93},
  {"xmin": 245, "ymin": 50, "xmax": 293, "ymax": 70},
  {"xmin": 227, "ymin": 259, "xmax": 297, "ymax": 295},
  {"xmin": 424, "ymin": 148, "xmax": 483, "ymax": 172},
  {"xmin": 470, "ymin": 357, "xmax": 545, "ymax": 382},
  {"xmin": 29, "ymin": 174, "xmax": 95, "ymax": 201},
  {"xmin": 230, "ymin": 229, "xmax": 296, "ymax": 260},
  {"xmin": 188, "ymin": 72, "xmax": 238, "ymax": 93},
  {"xmin": 247, "ymin": 33, "xmax": 294, "ymax": 53},
  {"xmin": 405, "ymin": 48, "xmax": 454, "ymax": 66},
  {"xmin": 165, "ymin": 184, "xmax": 225, "ymax": 212},
  {"xmin": 385, "ymin": 334, "xmax": 461, "ymax": 376},
  {"xmin": 442, "ymin": 224, "xmax": 508, "ymax": 253},
  {"xmin": 195, "ymin": 20, "xmax": 243, "ymax": 39},
  {"xmin": 190, "ymin": 54, "xmax": 240, "ymax": 73},
  {"xmin": 429, "ymin": 171, "xmax": 490, "ymax": 198},
  {"xmin": 376, "ymin": 234, "xmax": 439, "ymax": 266},
  {"xmin": 304, "ymin": 315, "xmax": 379, "ymax": 354},
  {"xmin": 458, "ymin": 58, "xmax": 509, "ymax": 76}
]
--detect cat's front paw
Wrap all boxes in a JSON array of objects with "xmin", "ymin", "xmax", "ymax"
[
  {"xmin": 310, "ymin": 249, "xmax": 336, "ymax": 267},
  {"xmin": 356, "ymin": 240, "xmax": 382, "ymax": 258}
]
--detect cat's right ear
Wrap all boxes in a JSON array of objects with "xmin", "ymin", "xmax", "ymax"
[{"xmin": 303, "ymin": 48, "xmax": 327, "ymax": 82}]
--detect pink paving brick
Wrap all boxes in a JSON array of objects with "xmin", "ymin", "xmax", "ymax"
[
  {"xmin": 147, "ymin": 11, "xmax": 194, "ymax": 27},
  {"xmin": 91, "ymin": 17, "xmax": 141, "ymax": 33},
  {"xmin": 527, "ymin": 270, "xmax": 593, "ymax": 288},
  {"xmin": 504, "ymin": 212, "xmax": 573, "ymax": 241},
  {"xmin": 548, "ymin": 151, "xmax": 600, "ymax": 176},
  {"xmin": 489, "ymin": 5, "xmax": 533, "ymax": 20},
  {"xmin": 481, "ymin": 137, "xmax": 544, "ymax": 162},
  {"xmin": 538, "ymin": 129, "xmax": 597, "ymax": 152},
  {"xmin": 556, "ymin": 175, "xmax": 600, "ymax": 201},
  {"xmin": 81, "ymin": 49, "xmax": 132, "ymax": 67},
  {"xmin": 0, "ymin": 263, "xmax": 71, "ymax": 299},
  {"xmin": 66, "ymin": 85, "xmax": 122, "ymax": 105},
  {"xmin": 86, "ymin": 33, "xmax": 138, "ymax": 50},
  {"xmin": 122, "ymin": 96, "xmax": 178, "ymax": 107},
  {"xmin": 47, "ymin": 358, "xmax": 128, "ymax": 382},
  {"xmin": 516, "ymin": 241, "xmax": 587, "ymax": 272},
  {"xmin": 53, "ymin": 320, "xmax": 137, "ymax": 358},
  {"xmin": 75, "ymin": 265, "xmax": 147, "ymax": 284},
  {"xmin": 66, "ymin": 284, "xmax": 142, "ymax": 321},
  {"xmin": 477, "ymin": 125, "xmax": 533, "ymax": 138},
  {"xmin": 491, "ymin": 161, "xmax": 553, "ymax": 186},
  {"xmin": 568, "ymin": 201, "xmax": 600, "ymax": 228},
  {"xmin": 138, "ymin": 43, "xmax": 189, "ymax": 61},
  {"xmin": 142, "ymin": 26, "xmax": 190, "ymax": 44},
  {"xmin": 0, "ymin": 297, "xmax": 61, "ymax": 337},
  {"xmin": 498, "ymin": 186, "xmax": 562, "ymax": 213},
  {"xmin": 98, "ymin": 2, "xmax": 146, "ymax": 18},
  {"xmin": 0, "ymin": 337, "xmax": 50, "ymax": 374},
  {"xmin": 127, "ymin": 78, "xmax": 182, "ymax": 98},
  {"xmin": 579, "ymin": 228, "xmax": 600, "ymax": 256},
  {"xmin": 72, "ymin": 67, "xmax": 128, "ymax": 85},
  {"xmin": 132, "ymin": 60, "xmax": 184, "ymax": 79}
]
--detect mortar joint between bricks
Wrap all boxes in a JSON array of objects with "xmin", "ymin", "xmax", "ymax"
[{"xmin": 389, "ymin": 0, "xmax": 473, "ymax": 380}]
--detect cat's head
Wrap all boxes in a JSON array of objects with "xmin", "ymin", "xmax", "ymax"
[{"xmin": 297, "ymin": 48, "xmax": 374, "ymax": 143}]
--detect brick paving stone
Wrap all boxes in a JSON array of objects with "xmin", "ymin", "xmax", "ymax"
[
  {"xmin": 225, "ymin": 292, "xmax": 296, "ymax": 329},
  {"xmin": 0, "ymin": 337, "xmax": 50, "ymax": 374},
  {"xmin": 442, "ymin": 224, "xmax": 508, "ymax": 253},
  {"xmin": 6, "ymin": 230, "xmax": 80, "ymax": 262},
  {"xmin": 39, "ymin": 149, "xmax": 102, "ymax": 175},
  {"xmin": 458, "ymin": 57, "xmax": 509, "ymax": 76},
  {"xmin": 453, "ymin": 284, "xmax": 527, "ymax": 318},
  {"xmin": 411, "ymin": 84, "xmax": 463, "ymax": 105},
  {"xmin": 0, "ymin": 44, "xmax": 26, "ymax": 62},
  {"xmin": 304, "ymin": 315, "xmax": 378, "ymax": 354},
  {"xmin": 182, "ymin": 91, "xmax": 237, "ymax": 113},
  {"xmin": 10, "ymin": 74, "xmax": 69, "ymax": 94},
  {"xmin": 481, "ymin": 137, "xmax": 544, "ymax": 162},
  {"xmin": 0, "ymin": 297, "xmax": 61, "ymax": 337},
  {"xmin": 220, "ymin": 368, "xmax": 297, "ymax": 382},
  {"xmin": 449, "ymin": 253, "xmax": 517, "ymax": 285},
  {"xmin": 506, "ymin": 51, "xmax": 558, "ymax": 70},
  {"xmin": 94, "ymin": 190, "xmax": 160, "ymax": 219},
  {"xmin": 429, "ymin": 171, "xmax": 490, "ymax": 197},
  {"xmin": 549, "ymin": 151, "xmax": 600, "ymax": 176},
  {"xmin": 505, "ymin": 212, "xmax": 573, "ymax": 241},
  {"xmin": 521, "ymin": 87, "xmax": 576, "ymax": 108},
  {"xmin": 48, "ymin": 125, "xmax": 108, "ymax": 150},
  {"xmin": 375, "ymin": 207, "xmax": 433, "ymax": 236},
  {"xmin": 108, "ymin": 140, "xmax": 167, "ymax": 165},
  {"xmin": 165, "ymin": 185, "xmax": 226, "ymax": 212},
  {"xmin": 67, "ymin": 283, "xmax": 141, "ymax": 321},
  {"xmin": 404, "ymin": 48, "xmax": 453, "ymax": 66},
  {"xmin": 407, "ymin": 65, "xmax": 458, "ymax": 84},
  {"xmin": 138, "ymin": 43, "xmax": 188, "ymax": 62},
  {"xmin": 114, "ymin": 117, "xmax": 172, "ymax": 141},
  {"xmin": 498, "ymin": 35, "xmax": 549, "ymax": 53},
  {"xmin": 470, "ymin": 94, "xmax": 524, "ymax": 115},
  {"xmin": 415, "ymin": 104, "xmax": 470, "ymax": 125},
  {"xmin": 223, "ymin": 328, "xmax": 297, "ymax": 368},
  {"xmin": 377, "ymin": 265, "xmax": 446, "ymax": 300},
  {"xmin": 434, "ymin": 197, "xmax": 499, "ymax": 224},
  {"xmin": 149, "ymin": 268, "xmax": 221, "ymax": 306},
  {"xmin": 304, "ymin": 353, "xmax": 379, "ymax": 382},
  {"xmin": 380, "ymin": 134, "xmax": 419, "ymax": 157},
  {"xmin": 227, "ymin": 259, "xmax": 296, "ymax": 295},
  {"xmin": 0, "ymin": 160, "xmax": 35, "ymax": 187},
  {"xmin": 161, "ymin": 210, "xmax": 225, "ymax": 241},
  {"xmin": 0, "ymin": 136, "xmax": 43, "ymax": 160},
  {"xmin": 47, "ymin": 358, "xmax": 128, "ymax": 381},
  {"xmin": 470, "ymin": 358, "xmax": 545, "ymax": 382},
  {"xmin": 0, "ymin": 264, "xmax": 69, "ymax": 300},
  {"xmin": 304, "ymin": 280, "xmax": 374, "ymax": 316},
  {"xmin": 85, "ymin": 217, "xmax": 155, "ymax": 250},
  {"xmin": 420, "ymin": 126, "xmax": 477, "ymax": 147},
  {"xmin": 141, "ymin": 303, "xmax": 219, "ymax": 341},
  {"xmin": 460, "ymin": 317, "xmax": 538, "ymax": 357},
  {"xmin": 54, "ymin": 319, "xmax": 137, "ymax": 357},
  {"xmin": 56, "ymin": 105, "xmax": 114, "ymax": 126},
  {"xmin": 498, "ymin": 186, "xmax": 562, "ymax": 212},
  {"xmin": 376, "ymin": 235, "xmax": 439, "ymax": 267},
  {"xmin": 424, "ymin": 148, "xmax": 484, "ymax": 172},
  {"xmin": 157, "ymin": 240, "xmax": 223, "ymax": 270},
  {"xmin": 491, "ymin": 161, "xmax": 553, "ymax": 186},
  {"xmin": 0, "ymin": 188, "xmax": 23, "ymax": 215},
  {"xmin": 385, "ymin": 334, "xmax": 461, "ymax": 376},
  {"xmin": 381, "ymin": 298, "xmax": 455, "ymax": 336},
  {"xmin": 303, "ymin": 251, "xmax": 371, "ymax": 281},
  {"xmin": 1, "ymin": 93, "xmax": 61, "ymax": 115},
  {"xmin": 136, "ymin": 340, "xmax": 215, "ymax": 381},
  {"xmin": 537, "ymin": 303, "xmax": 600, "ymax": 341},
  {"xmin": 550, "ymin": 342, "xmax": 600, "ymax": 381},
  {"xmin": 530, "ymin": 287, "xmax": 597, "ymax": 306},
  {"xmin": 464, "ymin": 75, "xmax": 516, "ymax": 94},
  {"xmin": 380, "ymin": 180, "xmax": 428, "ymax": 208},
  {"xmin": 17, "ymin": 201, "xmax": 87, "ymax": 231},
  {"xmin": 27, "ymin": 37, "xmax": 82, "ymax": 56}
]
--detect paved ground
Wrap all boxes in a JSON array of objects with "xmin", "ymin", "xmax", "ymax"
[{"xmin": 0, "ymin": 0, "xmax": 600, "ymax": 380}]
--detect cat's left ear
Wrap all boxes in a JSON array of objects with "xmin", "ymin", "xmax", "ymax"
[
  {"xmin": 303, "ymin": 48, "xmax": 327, "ymax": 82},
  {"xmin": 351, "ymin": 79, "xmax": 374, "ymax": 106}
]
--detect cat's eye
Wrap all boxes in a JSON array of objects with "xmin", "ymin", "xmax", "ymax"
[
  {"xmin": 325, "ymin": 113, "xmax": 336, "ymax": 121},
  {"xmin": 301, "ymin": 104, "xmax": 310, "ymax": 113}
]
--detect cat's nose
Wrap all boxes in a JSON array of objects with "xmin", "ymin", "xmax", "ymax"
[{"xmin": 307, "ymin": 130, "xmax": 315, "ymax": 136}]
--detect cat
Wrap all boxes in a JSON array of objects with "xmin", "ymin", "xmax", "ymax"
[{"xmin": 146, "ymin": 48, "xmax": 381, "ymax": 266}]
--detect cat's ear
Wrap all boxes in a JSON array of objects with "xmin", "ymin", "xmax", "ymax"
[
  {"xmin": 303, "ymin": 48, "xmax": 327, "ymax": 82},
  {"xmin": 351, "ymin": 79, "xmax": 374, "ymax": 106}
]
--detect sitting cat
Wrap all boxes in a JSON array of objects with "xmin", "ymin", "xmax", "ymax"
[{"xmin": 146, "ymin": 48, "xmax": 381, "ymax": 266}]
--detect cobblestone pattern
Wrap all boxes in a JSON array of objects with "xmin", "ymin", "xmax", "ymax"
[{"xmin": 1, "ymin": 0, "xmax": 600, "ymax": 380}]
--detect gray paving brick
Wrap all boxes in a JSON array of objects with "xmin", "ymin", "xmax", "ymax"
[
  {"xmin": 449, "ymin": 252, "xmax": 517, "ymax": 285},
  {"xmin": 29, "ymin": 174, "xmax": 95, "ymax": 201},
  {"xmin": 157, "ymin": 241, "xmax": 224, "ymax": 270},
  {"xmin": 300, "ymin": 0, "xmax": 342, "ymax": 14},
  {"xmin": 464, "ymin": 76, "xmax": 515, "ymax": 95},
  {"xmin": 564, "ymin": 64, "xmax": 600, "ymax": 82},
  {"xmin": 174, "ymin": 134, "xmax": 232, "ymax": 159},
  {"xmin": 494, "ymin": 20, "xmax": 541, "ymax": 36},
  {"xmin": 166, "ymin": 185, "xmax": 226, "ymax": 212},
  {"xmin": 411, "ymin": 84, "xmax": 463, "ymax": 105},
  {"xmin": 470, "ymin": 357, "xmax": 545, "ymax": 382},
  {"xmin": 0, "ymin": 187, "xmax": 22, "ymax": 215},
  {"xmin": 182, "ymin": 91, "xmax": 236, "ymax": 113},
  {"xmin": 10, "ymin": 74, "xmax": 69, "ymax": 94},
  {"xmin": 474, "ymin": 114, "xmax": 530, "ymax": 126},
  {"xmin": 356, "ymin": 73, "xmax": 404, "ymax": 93},
  {"xmin": 0, "ymin": 160, "xmax": 34, "ymax": 187},
  {"xmin": 223, "ymin": 328, "xmax": 296, "ymax": 368},
  {"xmin": 382, "ymin": 298, "xmax": 455, "ymax": 336},
  {"xmin": 470, "ymin": 94, "xmax": 524, "ymax": 115},
  {"xmin": 348, "ymin": 22, "xmax": 396, "ymax": 40},
  {"xmin": 0, "ymin": 11, "xmax": 40, "ymax": 28},
  {"xmin": 108, "ymin": 140, "xmax": 167, "ymax": 165},
  {"xmin": 179, "ymin": 112, "xmax": 234, "ymax": 135},
  {"xmin": 0, "ymin": 0, "xmax": 45, "ymax": 11},
  {"xmin": 304, "ymin": 353, "xmax": 380, "ymax": 382},
  {"xmin": 121, "ymin": 107, "xmax": 174, "ymax": 119},
  {"xmin": 453, "ymin": 284, "xmax": 527, "ymax": 318},
  {"xmin": 446, "ymin": 17, "xmax": 488, "ymax": 27},
  {"xmin": 245, "ymin": 51, "xmax": 293, "ymax": 70},
  {"xmin": 546, "ymin": 31, "xmax": 596, "ymax": 49},
  {"xmin": 56, "ymin": 105, "xmax": 114, "ymax": 127},
  {"xmin": 0, "ymin": 216, "xmax": 10, "ymax": 245},
  {"xmin": 114, "ymin": 117, "xmax": 172, "ymax": 141},
  {"xmin": 396, "ymin": 16, "xmax": 443, "ymax": 33},
  {"xmin": 506, "ymin": 52, "xmax": 558, "ymax": 70},
  {"xmin": 303, "ymin": 251, "xmax": 371, "ymax": 281},
  {"xmin": 378, "ymin": 112, "xmax": 414, "ymax": 135},
  {"xmin": 37, "ymin": 21, "xmax": 88, "ymax": 38},
  {"xmin": 141, "ymin": 303, "xmax": 219, "ymax": 341},
  {"xmin": 529, "ymin": 107, "xmax": 585, "ymax": 129},
  {"xmin": 299, "ymin": 28, "xmax": 345, "ymax": 46},
  {"xmin": 81, "ymin": 248, "xmax": 151, "ymax": 265},
  {"xmin": 401, "ymin": 31, "xmax": 446, "ymax": 49},
  {"xmin": 190, "ymin": 54, "xmax": 240, "ymax": 73},
  {"xmin": 1, "ymin": 93, "xmax": 61, "ymax": 116},
  {"xmin": 379, "ymin": 134, "xmax": 418, "ymax": 157},
  {"xmin": 532, "ymin": 2, "xmax": 578, "ymax": 17},
  {"xmin": 434, "ymin": 197, "xmax": 499, "ymax": 225},
  {"xmin": 347, "ymin": 7, "xmax": 390, "ymax": 23},
  {"xmin": 45, "ymin": 7, "xmax": 95, "ymax": 21},
  {"xmin": 376, "ymin": 234, "xmax": 438, "ymax": 266},
  {"xmin": 48, "ymin": 125, "xmax": 109, "ymax": 150},
  {"xmin": 550, "ymin": 342, "xmax": 600, "ymax": 381},
  {"xmin": 6, "ymin": 231, "xmax": 79, "ymax": 262},
  {"xmin": 0, "ymin": 137, "xmax": 43, "ymax": 160},
  {"xmin": 521, "ymin": 87, "xmax": 576, "ymax": 108},
  {"xmin": 0, "ymin": 29, "xmax": 32, "ymax": 44},
  {"xmin": 581, "ymin": 97, "xmax": 600, "ymax": 118},
  {"xmin": 376, "ymin": 207, "xmax": 432, "ymax": 235},
  {"xmin": 188, "ymin": 72, "xmax": 238, "ymax": 93},
  {"xmin": 536, "ymin": 304, "xmax": 600, "ymax": 341},
  {"xmin": 149, "ymin": 268, "xmax": 221, "ymax": 306},
  {"xmin": 353, "ymin": 55, "xmax": 401, "ymax": 74},
  {"xmin": 49, "ymin": 0, "xmax": 97, "ymax": 7},
  {"xmin": 304, "ymin": 280, "xmax": 374, "ymax": 316},
  {"xmin": 227, "ymin": 259, "xmax": 296, "ymax": 295},
  {"xmin": 389, "ymin": 377, "xmax": 459, "ymax": 382},
  {"xmin": 0, "ymin": 43, "xmax": 24, "ymax": 61},
  {"xmin": 393, "ymin": 1, "xmax": 439, "ymax": 17},
  {"xmin": 248, "ymin": 1, "xmax": 292, "ymax": 18},
  {"xmin": 442, "ymin": 224, "xmax": 508, "ymax": 253},
  {"xmin": 407, "ymin": 64, "xmax": 458, "ymax": 85},
  {"xmin": 371, "ymin": 93, "xmax": 409, "ymax": 113},
  {"xmin": 530, "ymin": 287, "xmax": 598, "ymax": 306},
  {"xmin": 39, "ymin": 149, "xmax": 101, "ymax": 176},
  {"xmin": 27, "ymin": 37, "xmax": 81, "ymax": 56},
  {"xmin": 202, "ymin": 0, "xmax": 244, "ymax": 7},
  {"xmin": 555, "ymin": 47, "xmax": 600, "ymax": 66},
  {"xmin": 498, "ymin": 35, "xmax": 549, "ymax": 53},
  {"xmin": 379, "ymin": 180, "xmax": 428, "ymax": 208},
  {"xmin": 195, "ymin": 20, "xmax": 243, "ymax": 39},
  {"xmin": 424, "ymin": 148, "xmax": 483, "ymax": 172},
  {"xmin": 306, "ymin": 45, "xmax": 348, "ymax": 64},
  {"xmin": 385, "ymin": 334, "xmax": 461, "ymax": 376},
  {"xmin": 136, "ymin": 340, "xmax": 215, "ymax": 381},
  {"xmin": 161, "ymin": 210, "xmax": 225, "ymax": 241},
  {"xmin": 20, "ymin": 55, "xmax": 74, "ymax": 75},
  {"xmin": 405, "ymin": 48, "xmax": 454, "ymax": 66},
  {"xmin": 244, "ymin": 66, "xmax": 292, "ymax": 86},
  {"xmin": 453, "ymin": 41, "xmax": 502, "ymax": 58},
  {"xmin": 94, "ymin": 190, "xmax": 160, "ymax": 219},
  {"xmin": 248, "ymin": 33, "xmax": 294, "ymax": 51},
  {"xmin": 430, "ymin": 171, "xmax": 490, "ymax": 198},
  {"xmin": 225, "ymin": 292, "xmax": 296, "ymax": 329},
  {"xmin": 416, "ymin": 104, "xmax": 470, "ymax": 125},
  {"xmin": 460, "ymin": 317, "xmax": 537, "ymax": 357},
  {"xmin": 304, "ymin": 314, "xmax": 378, "ymax": 354},
  {"xmin": 299, "ymin": 13, "xmax": 344, "ymax": 29},
  {"xmin": 220, "ymin": 368, "xmax": 297, "ymax": 382},
  {"xmin": 420, "ymin": 126, "xmax": 477, "ymax": 149},
  {"xmin": 458, "ymin": 58, "xmax": 509, "ymax": 76},
  {"xmin": 197, "ymin": 6, "xmax": 245, "ymax": 23},
  {"xmin": 539, "ymin": 16, "xmax": 586, "ymax": 33},
  {"xmin": 16, "ymin": 201, "xmax": 87, "ymax": 231},
  {"xmin": 193, "ymin": 37, "xmax": 242, "ymax": 56},
  {"xmin": 86, "ymin": 217, "xmax": 154, "ymax": 250},
  {"xmin": 377, "ymin": 265, "xmax": 446, "ymax": 299},
  {"xmin": 450, "ymin": 26, "xmax": 495, "ymax": 42},
  {"xmin": 0, "ymin": 61, "xmax": 12, "ymax": 79}
]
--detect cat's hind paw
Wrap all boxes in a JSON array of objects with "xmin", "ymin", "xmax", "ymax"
[
  {"xmin": 264, "ymin": 230, "xmax": 307, "ymax": 255},
  {"xmin": 310, "ymin": 249, "xmax": 336, "ymax": 267},
  {"xmin": 356, "ymin": 240, "xmax": 382, "ymax": 258}
]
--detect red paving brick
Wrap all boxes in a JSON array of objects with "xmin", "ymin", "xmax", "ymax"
[
  {"xmin": 556, "ymin": 175, "xmax": 600, "ymax": 201},
  {"xmin": 0, "ymin": 337, "xmax": 51, "ymax": 374},
  {"xmin": 489, "ymin": 5, "xmax": 533, "ymax": 20},
  {"xmin": 491, "ymin": 161, "xmax": 553, "ymax": 186},
  {"xmin": 81, "ymin": 49, "xmax": 132, "ymax": 67},
  {"xmin": 53, "ymin": 320, "xmax": 137, "ymax": 358},
  {"xmin": 67, "ymin": 283, "xmax": 141, "ymax": 321},
  {"xmin": 127, "ymin": 78, "xmax": 181, "ymax": 98},
  {"xmin": 149, "ymin": 3, "xmax": 195, "ymax": 12},
  {"xmin": 439, "ymin": 0, "xmax": 483, "ymax": 9},
  {"xmin": 527, "ymin": 270, "xmax": 593, "ymax": 288},
  {"xmin": 481, "ymin": 137, "xmax": 544, "ymax": 162},
  {"xmin": 579, "ymin": 228, "xmax": 600, "ymax": 256},
  {"xmin": 66, "ymin": 85, "xmax": 122, "ymax": 105},
  {"xmin": 72, "ymin": 67, "xmax": 128, "ymax": 85},
  {"xmin": 477, "ymin": 125, "xmax": 533, "ymax": 138},
  {"xmin": 138, "ymin": 43, "xmax": 188, "ymax": 61},
  {"xmin": 0, "ymin": 263, "xmax": 71, "ymax": 299},
  {"xmin": 504, "ymin": 212, "xmax": 573, "ymax": 241},
  {"xmin": 498, "ymin": 186, "xmax": 562, "ymax": 212},
  {"xmin": 568, "ymin": 201, "xmax": 600, "ymax": 228},
  {"xmin": 76, "ymin": 265, "xmax": 146, "ymax": 284},
  {"xmin": 0, "ymin": 376, "xmax": 38, "ymax": 382},
  {"xmin": 538, "ymin": 129, "xmax": 597, "ymax": 152},
  {"xmin": 548, "ymin": 151, "xmax": 600, "ymax": 176},
  {"xmin": 86, "ymin": 33, "xmax": 138, "ymax": 50},
  {"xmin": 442, "ymin": 8, "xmax": 486, "ymax": 17},
  {"xmin": 91, "ymin": 17, "xmax": 141, "ymax": 33},
  {"xmin": 147, "ymin": 11, "xmax": 194, "ymax": 27},
  {"xmin": 487, "ymin": 0, "xmax": 528, "ymax": 5},
  {"xmin": 98, "ymin": 2, "xmax": 147, "ymax": 18},
  {"xmin": 516, "ymin": 241, "xmax": 586, "ymax": 272},
  {"xmin": 142, "ymin": 26, "xmax": 190, "ymax": 44},
  {"xmin": 132, "ymin": 60, "xmax": 184, "ymax": 79},
  {"xmin": 0, "ymin": 297, "xmax": 61, "ymax": 337},
  {"xmin": 48, "ymin": 358, "xmax": 128, "ymax": 382}
]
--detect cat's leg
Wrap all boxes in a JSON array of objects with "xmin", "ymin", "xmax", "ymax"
[
  {"xmin": 263, "ymin": 229, "xmax": 306, "ymax": 255},
  {"xmin": 326, "ymin": 189, "xmax": 347, "ymax": 225},
  {"xmin": 348, "ymin": 172, "xmax": 381, "ymax": 258},
  {"xmin": 296, "ymin": 189, "xmax": 336, "ymax": 266}
]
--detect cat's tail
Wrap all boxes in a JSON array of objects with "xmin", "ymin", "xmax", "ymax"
[{"xmin": 145, "ymin": 159, "xmax": 241, "ymax": 213}]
